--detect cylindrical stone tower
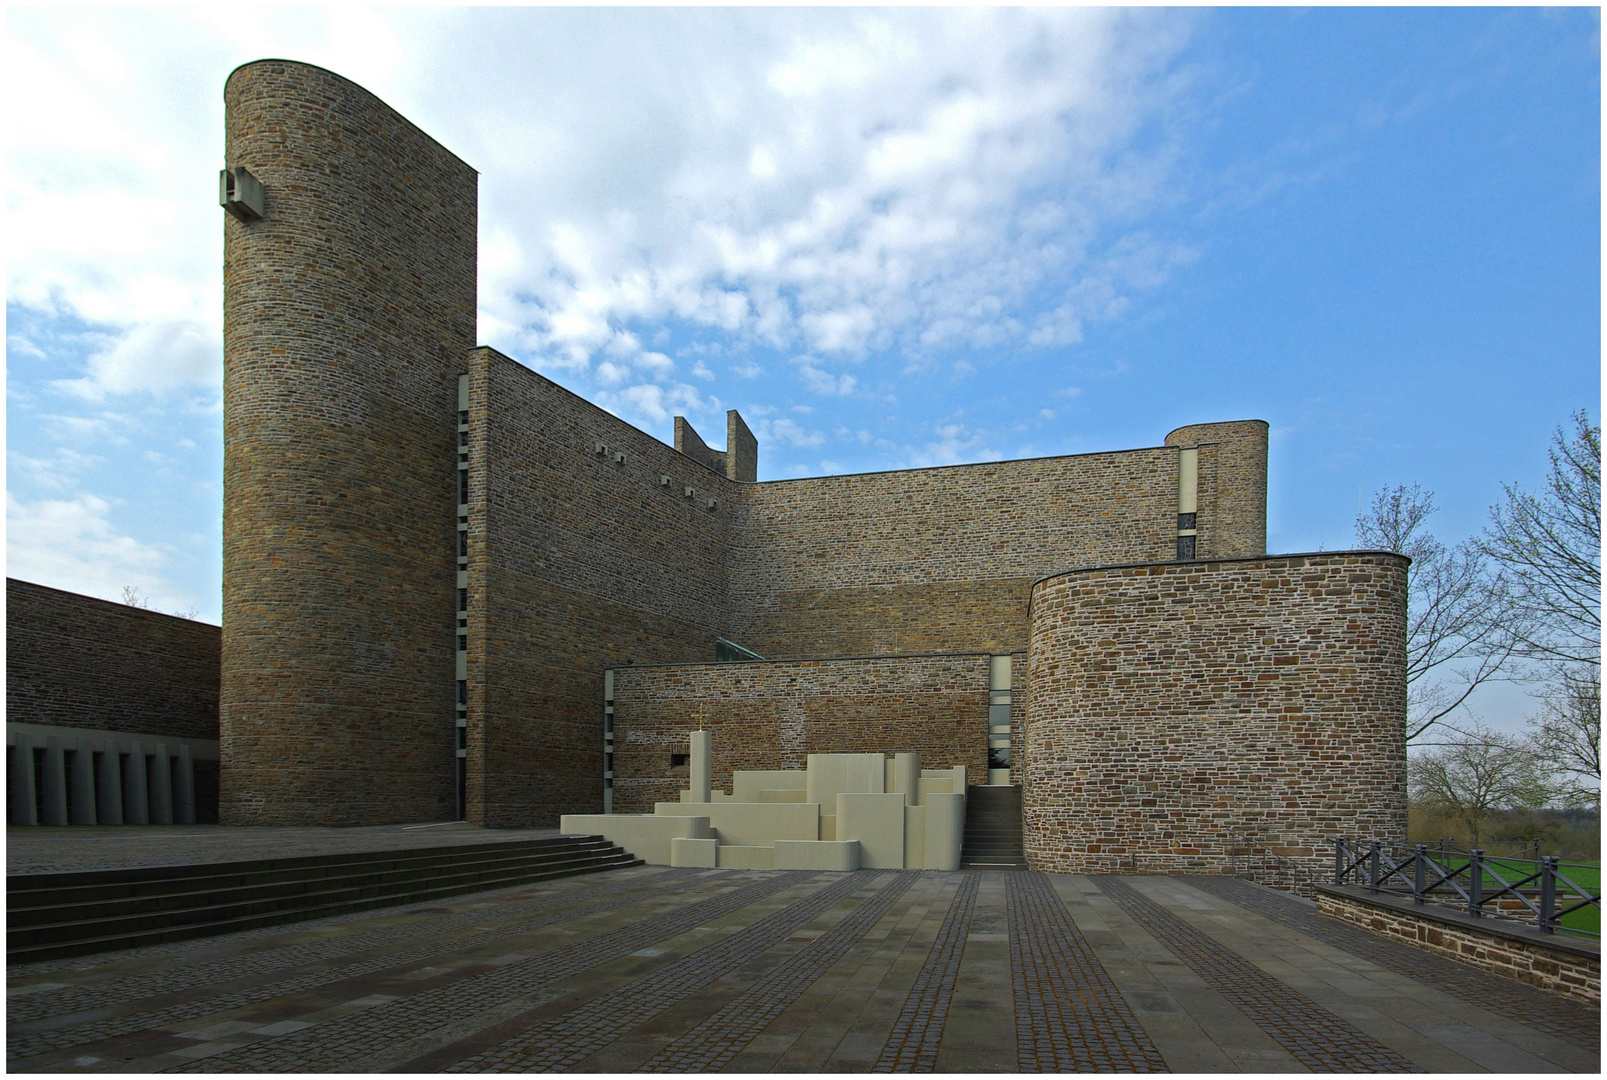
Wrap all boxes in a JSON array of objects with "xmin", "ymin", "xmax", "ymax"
[
  {"xmin": 221, "ymin": 60, "xmax": 477, "ymax": 824},
  {"xmin": 1165, "ymin": 419, "xmax": 1268, "ymax": 559}
]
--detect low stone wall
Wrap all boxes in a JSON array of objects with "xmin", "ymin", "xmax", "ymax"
[
  {"xmin": 1315, "ymin": 884, "xmax": 1600, "ymax": 1005},
  {"xmin": 610, "ymin": 653, "xmax": 989, "ymax": 813}
]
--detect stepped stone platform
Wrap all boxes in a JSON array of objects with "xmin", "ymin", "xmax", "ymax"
[
  {"xmin": 6, "ymin": 822, "xmax": 556, "ymax": 875},
  {"xmin": 7, "ymin": 824, "xmax": 638, "ymax": 963}
]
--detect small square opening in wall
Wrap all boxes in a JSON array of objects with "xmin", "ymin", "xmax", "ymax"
[
  {"xmin": 614, "ymin": 451, "xmax": 628, "ymax": 465},
  {"xmin": 670, "ymin": 753, "xmax": 689, "ymax": 768},
  {"xmin": 684, "ymin": 486, "xmax": 695, "ymax": 498}
]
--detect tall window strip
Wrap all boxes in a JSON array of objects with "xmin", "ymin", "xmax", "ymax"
[
  {"xmin": 455, "ymin": 373, "xmax": 470, "ymax": 821},
  {"xmin": 603, "ymin": 668, "xmax": 615, "ymax": 814},
  {"xmin": 988, "ymin": 655, "xmax": 1013, "ymax": 780},
  {"xmin": 1176, "ymin": 447, "xmax": 1198, "ymax": 561}
]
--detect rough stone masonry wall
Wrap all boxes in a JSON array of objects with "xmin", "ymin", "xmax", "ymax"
[
  {"xmin": 727, "ymin": 449, "xmax": 1179, "ymax": 660},
  {"xmin": 1023, "ymin": 552, "xmax": 1409, "ymax": 878},
  {"xmin": 221, "ymin": 60, "xmax": 475, "ymax": 825},
  {"xmin": 1165, "ymin": 420, "xmax": 1267, "ymax": 561},
  {"xmin": 468, "ymin": 349, "xmax": 738, "ymax": 826},
  {"xmin": 1316, "ymin": 888, "xmax": 1600, "ymax": 1005},
  {"xmin": 723, "ymin": 420, "xmax": 1266, "ymax": 660},
  {"xmin": 7, "ymin": 578, "xmax": 220, "ymax": 741},
  {"xmin": 609, "ymin": 654, "xmax": 991, "ymax": 814}
]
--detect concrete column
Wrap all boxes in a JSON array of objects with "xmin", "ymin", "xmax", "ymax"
[
  {"xmin": 174, "ymin": 745, "xmax": 196, "ymax": 825},
  {"xmin": 892, "ymin": 752, "xmax": 922, "ymax": 806},
  {"xmin": 689, "ymin": 730, "xmax": 711, "ymax": 804},
  {"xmin": 9, "ymin": 733, "xmax": 38, "ymax": 826},
  {"xmin": 39, "ymin": 736, "xmax": 70, "ymax": 826},
  {"xmin": 99, "ymin": 739, "xmax": 124, "ymax": 825},
  {"xmin": 124, "ymin": 742, "xmax": 149, "ymax": 825},
  {"xmin": 69, "ymin": 738, "xmax": 97, "ymax": 825},
  {"xmin": 149, "ymin": 744, "xmax": 174, "ymax": 825}
]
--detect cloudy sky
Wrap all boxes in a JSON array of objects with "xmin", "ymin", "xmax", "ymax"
[{"xmin": 6, "ymin": 8, "xmax": 1599, "ymax": 674}]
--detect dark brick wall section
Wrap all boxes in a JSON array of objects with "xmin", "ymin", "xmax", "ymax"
[
  {"xmin": 467, "ymin": 349, "xmax": 738, "ymax": 826},
  {"xmin": 725, "ymin": 410, "xmax": 757, "ymax": 483},
  {"xmin": 221, "ymin": 60, "xmax": 475, "ymax": 825},
  {"xmin": 610, "ymin": 653, "xmax": 990, "ymax": 814},
  {"xmin": 673, "ymin": 417, "xmax": 728, "ymax": 478},
  {"xmin": 1023, "ymin": 552, "xmax": 1408, "ymax": 878},
  {"xmin": 6, "ymin": 578, "xmax": 220, "ymax": 741}
]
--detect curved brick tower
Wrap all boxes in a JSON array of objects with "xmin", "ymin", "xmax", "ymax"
[
  {"xmin": 1165, "ymin": 419, "xmax": 1268, "ymax": 559},
  {"xmin": 221, "ymin": 61, "xmax": 476, "ymax": 824}
]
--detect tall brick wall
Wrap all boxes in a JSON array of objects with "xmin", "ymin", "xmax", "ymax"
[
  {"xmin": 1022, "ymin": 552, "xmax": 1408, "ymax": 878},
  {"xmin": 467, "ymin": 349, "xmax": 740, "ymax": 826},
  {"xmin": 221, "ymin": 60, "xmax": 476, "ymax": 825},
  {"xmin": 727, "ymin": 450, "xmax": 1178, "ymax": 658},
  {"xmin": 610, "ymin": 654, "xmax": 991, "ymax": 813},
  {"xmin": 7, "ymin": 579, "xmax": 220, "ymax": 741}
]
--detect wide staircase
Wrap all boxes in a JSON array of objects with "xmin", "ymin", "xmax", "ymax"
[
  {"xmin": 961, "ymin": 785, "xmax": 1026, "ymax": 869},
  {"xmin": 7, "ymin": 834, "xmax": 639, "ymax": 964}
]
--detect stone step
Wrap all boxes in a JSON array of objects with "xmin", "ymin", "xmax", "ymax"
[{"xmin": 6, "ymin": 835, "xmax": 640, "ymax": 963}]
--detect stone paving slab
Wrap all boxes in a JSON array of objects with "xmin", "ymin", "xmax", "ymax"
[
  {"xmin": 7, "ymin": 822, "xmax": 561, "ymax": 875},
  {"xmin": 7, "ymin": 870, "xmax": 1598, "ymax": 1073}
]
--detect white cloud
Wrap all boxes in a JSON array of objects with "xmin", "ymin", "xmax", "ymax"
[
  {"xmin": 449, "ymin": 8, "xmax": 1198, "ymax": 376},
  {"xmin": 5, "ymin": 492, "xmax": 180, "ymax": 608},
  {"xmin": 53, "ymin": 320, "xmax": 220, "ymax": 400},
  {"xmin": 763, "ymin": 417, "xmax": 826, "ymax": 448},
  {"xmin": 908, "ymin": 422, "xmax": 1001, "ymax": 468},
  {"xmin": 794, "ymin": 358, "xmax": 858, "ymax": 397}
]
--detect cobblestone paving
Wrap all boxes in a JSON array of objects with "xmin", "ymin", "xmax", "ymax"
[
  {"xmin": 640, "ymin": 871, "xmax": 920, "ymax": 1072},
  {"xmin": 1011, "ymin": 872, "xmax": 1168, "ymax": 1072},
  {"xmin": 1097, "ymin": 877, "xmax": 1424, "ymax": 1073},
  {"xmin": 8, "ymin": 867, "xmax": 1596, "ymax": 1074},
  {"xmin": 6, "ymin": 868, "xmax": 709, "ymax": 1060},
  {"xmin": 169, "ymin": 871, "xmax": 815, "ymax": 1072},
  {"xmin": 452, "ymin": 871, "xmax": 899, "ymax": 1071},
  {"xmin": 1189, "ymin": 875, "xmax": 1601, "ymax": 1053},
  {"xmin": 871, "ymin": 872, "xmax": 979, "ymax": 1072}
]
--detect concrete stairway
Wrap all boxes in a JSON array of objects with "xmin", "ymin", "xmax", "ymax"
[
  {"xmin": 962, "ymin": 785, "xmax": 1027, "ymax": 869},
  {"xmin": 7, "ymin": 834, "xmax": 639, "ymax": 963}
]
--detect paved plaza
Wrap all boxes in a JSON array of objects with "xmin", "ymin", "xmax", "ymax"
[{"xmin": 7, "ymin": 863, "xmax": 1599, "ymax": 1073}]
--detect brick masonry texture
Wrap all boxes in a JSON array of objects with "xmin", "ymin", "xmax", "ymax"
[
  {"xmin": 1023, "ymin": 552, "xmax": 1409, "ymax": 879},
  {"xmin": 466, "ymin": 348, "xmax": 738, "ymax": 826},
  {"xmin": 1316, "ymin": 888, "xmax": 1601, "ymax": 1006},
  {"xmin": 731, "ymin": 443, "xmax": 1202, "ymax": 659},
  {"xmin": 221, "ymin": 60, "xmax": 475, "ymax": 825},
  {"xmin": 610, "ymin": 654, "xmax": 991, "ymax": 814},
  {"xmin": 1191, "ymin": 875, "xmax": 1601, "ymax": 1051},
  {"xmin": 1165, "ymin": 420, "xmax": 1268, "ymax": 561},
  {"xmin": 7, "ymin": 579, "xmax": 219, "ymax": 742}
]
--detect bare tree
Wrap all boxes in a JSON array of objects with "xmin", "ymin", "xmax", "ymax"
[
  {"xmin": 120, "ymin": 585, "xmax": 150, "ymax": 609},
  {"xmin": 1482, "ymin": 410, "xmax": 1601, "ymax": 670},
  {"xmin": 1409, "ymin": 722, "xmax": 1553, "ymax": 845},
  {"xmin": 1356, "ymin": 485, "xmax": 1513, "ymax": 741},
  {"xmin": 1529, "ymin": 667, "xmax": 1601, "ymax": 808}
]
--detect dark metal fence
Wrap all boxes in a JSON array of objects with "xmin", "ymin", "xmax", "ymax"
[
  {"xmin": 1333, "ymin": 838, "xmax": 1601, "ymax": 938},
  {"xmin": 1231, "ymin": 836, "xmax": 1319, "ymax": 898}
]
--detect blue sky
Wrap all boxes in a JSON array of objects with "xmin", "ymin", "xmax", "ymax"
[{"xmin": 6, "ymin": 8, "xmax": 1600, "ymax": 719}]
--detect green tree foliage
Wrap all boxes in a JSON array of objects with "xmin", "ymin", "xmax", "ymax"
[{"xmin": 1409, "ymin": 722, "xmax": 1554, "ymax": 845}]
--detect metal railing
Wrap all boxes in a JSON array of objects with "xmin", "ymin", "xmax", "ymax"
[
  {"xmin": 1334, "ymin": 838, "xmax": 1600, "ymax": 938},
  {"xmin": 1231, "ymin": 836, "xmax": 1318, "ymax": 898}
]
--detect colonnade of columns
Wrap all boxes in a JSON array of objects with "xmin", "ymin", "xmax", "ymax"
[{"xmin": 6, "ymin": 733, "xmax": 197, "ymax": 826}]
